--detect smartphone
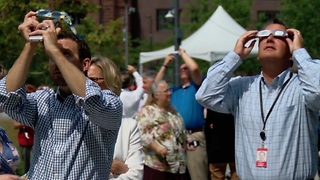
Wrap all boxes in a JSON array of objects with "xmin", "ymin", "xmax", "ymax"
[
  {"xmin": 187, "ymin": 140, "xmax": 200, "ymax": 148},
  {"xmin": 29, "ymin": 35, "xmax": 43, "ymax": 42},
  {"xmin": 172, "ymin": 50, "xmax": 179, "ymax": 56}
]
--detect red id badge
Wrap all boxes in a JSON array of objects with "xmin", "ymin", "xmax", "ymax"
[{"xmin": 256, "ymin": 147, "xmax": 267, "ymax": 168}]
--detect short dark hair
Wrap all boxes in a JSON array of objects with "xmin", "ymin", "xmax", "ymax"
[
  {"xmin": 263, "ymin": 18, "xmax": 289, "ymax": 29},
  {"xmin": 57, "ymin": 30, "xmax": 91, "ymax": 62},
  {"xmin": 121, "ymin": 70, "xmax": 132, "ymax": 88}
]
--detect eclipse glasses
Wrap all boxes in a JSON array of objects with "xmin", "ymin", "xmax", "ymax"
[
  {"xmin": 256, "ymin": 30, "xmax": 288, "ymax": 38},
  {"xmin": 29, "ymin": 9, "xmax": 84, "ymax": 42}
]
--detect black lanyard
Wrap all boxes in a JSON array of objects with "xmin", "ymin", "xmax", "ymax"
[{"xmin": 259, "ymin": 72, "xmax": 293, "ymax": 142}]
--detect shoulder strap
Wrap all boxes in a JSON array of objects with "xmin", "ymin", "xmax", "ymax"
[{"xmin": 65, "ymin": 121, "xmax": 89, "ymax": 177}]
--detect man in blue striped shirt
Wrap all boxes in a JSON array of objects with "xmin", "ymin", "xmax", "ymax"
[
  {"xmin": 196, "ymin": 19, "xmax": 320, "ymax": 179},
  {"xmin": 0, "ymin": 11, "xmax": 122, "ymax": 179}
]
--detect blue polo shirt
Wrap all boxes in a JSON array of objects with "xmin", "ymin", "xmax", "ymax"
[{"xmin": 171, "ymin": 82, "xmax": 204, "ymax": 130}]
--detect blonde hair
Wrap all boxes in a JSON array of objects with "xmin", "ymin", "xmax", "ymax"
[
  {"xmin": 0, "ymin": 64, "xmax": 7, "ymax": 79},
  {"xmin": 90, "ymin": 56, "xmax": 122, "ymax": 96}
]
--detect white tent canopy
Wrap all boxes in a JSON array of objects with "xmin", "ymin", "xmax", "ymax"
[{"xmin": 139, "ymin": 5, "xmax": 257, "ymax": 66}]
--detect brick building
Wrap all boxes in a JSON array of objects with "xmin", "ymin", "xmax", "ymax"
[{"xmin": 70, "ymin": 0, "xmax": 280, "ymax": 46}]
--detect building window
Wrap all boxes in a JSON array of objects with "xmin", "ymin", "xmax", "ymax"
[{"xmin": 156, "ymin": 9, "xmax": 173, "ymax": 31}]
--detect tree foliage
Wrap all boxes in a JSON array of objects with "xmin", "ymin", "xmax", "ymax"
[
  {"xmin": 0, "ymin": 0, "xmax": 125, "ymax": 87},
  {"xmin": 279, "ymin": 0, "xmax": 320, "ymax": 59}
]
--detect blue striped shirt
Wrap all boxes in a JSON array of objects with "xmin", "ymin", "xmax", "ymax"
[
  {"xmin": 0, "ymin": 78, "xmax": 122, "ymax": 180},
  {"xmin": 196, "ymin": 48, "xmax": 320, "ymax": 179}
]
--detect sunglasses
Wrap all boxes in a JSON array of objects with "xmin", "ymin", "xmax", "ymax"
[
  {"xmin": 256, "ymin": 30, "xmax": 288, "ymax": 38},
  {"xmin": 36, "ymin": 9, "xmax": 85, "ymax": 40}
]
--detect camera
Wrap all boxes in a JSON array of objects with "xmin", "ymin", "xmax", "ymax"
[
  {"xmin": 172, "ymin": 51, "xmax": 179, "ymax": 56},
  {"xmin": 28, "ymin": 35, "xmax": 43, "ymax": 42}
]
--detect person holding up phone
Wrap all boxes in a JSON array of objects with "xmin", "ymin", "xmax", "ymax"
[{"xmin": 0, "ymin": 11, "xmax": 122, "ymax": 179}]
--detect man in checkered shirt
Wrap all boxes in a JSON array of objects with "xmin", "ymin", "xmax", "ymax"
[{"xmin": 0, "ymin": 11, "xmax": 122, "ymax": 179}]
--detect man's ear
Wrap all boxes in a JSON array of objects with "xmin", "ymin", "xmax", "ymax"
[{"xmin": 82, "ymin": 58, "xmax": 91, "ymax": 73}]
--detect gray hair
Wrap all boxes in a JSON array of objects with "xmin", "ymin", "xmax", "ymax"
[
  {"xmin": 145, "ymin": 80, "xmax": 166, "ymax": 106},
  {"xmin": 142, "ymin": 70, "xmax": 157, "ymax": 81}
]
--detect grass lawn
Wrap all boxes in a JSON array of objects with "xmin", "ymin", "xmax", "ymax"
[{"xmin": 0, "ymin": 113, "xmax": 26, "ymax": 176}]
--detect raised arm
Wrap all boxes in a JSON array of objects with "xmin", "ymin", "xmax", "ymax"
[
  {"xmin": 127, "ymin": 65, "xmax": 144, "ymax": 101},
  {"xmin": 196, "ymin": 31, "xmax": 257, "ymax": 112},
  {"xmin": 179, "ymin": 48, "xmax": 202, "ymax": 86},
  {"xmin": 6, "ymin": 11, "xmax": 39, "ymax": 92},
  {"xmin": 155, "ymin": 54, "xmax": 175, "ymax": 82},
  {"xmin": 287, "ymin": 28, "xmax": 320, "ymax": 110},
  {"xmin": 31, "ymin": 20, "xmax": 88, "ymax": 97}
]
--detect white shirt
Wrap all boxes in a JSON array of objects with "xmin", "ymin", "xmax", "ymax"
[
  {"xmin": 120, "ymin": 72, "xmax": 144, "ymax": 118},
  {"xmin": 109, "ymin": 117, "xmax": 144, "ymax": 180},
  {"xmin": 138, "ymin": 93, "xmax": 148, "ymax": 112}
]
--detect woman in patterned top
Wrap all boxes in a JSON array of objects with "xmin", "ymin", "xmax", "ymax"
[
  {"xmin": 0, "ymin": 64, "xmax": 21, "ymax": 179},
  {"xmin": 135, "ymin": 80, "xmax": 188, "ymax": 180}
]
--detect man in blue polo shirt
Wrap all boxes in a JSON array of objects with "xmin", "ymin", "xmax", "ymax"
[{"xmin": 155, "ymin": 48, "xmax": 208, "ymax": 180}]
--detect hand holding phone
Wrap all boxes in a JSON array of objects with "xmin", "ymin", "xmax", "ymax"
[{"xmin": 28, "ymin": 35, "xmax": 43, "ymax": 42}]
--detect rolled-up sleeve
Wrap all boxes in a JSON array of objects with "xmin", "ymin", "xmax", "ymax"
[
  {"xmin": 77, "ymin": 78, "xmax": 123, "ymax": 130},
  {"xmin": 0, "ymin": 77, "xmax": 38, "ymax": 127}
]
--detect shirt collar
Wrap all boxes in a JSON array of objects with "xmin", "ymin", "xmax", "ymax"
[{"xmin": 260, "ymin": 68, "xmax": 292, "ymax": 89}]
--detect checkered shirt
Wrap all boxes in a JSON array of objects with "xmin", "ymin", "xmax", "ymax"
[
  {"xmin": 196, "ymin": 49, "xmax": 320, "ymax": 179},
  {"xmin": 0, "ymin": 79, "xmax": 122, "ymax": 179}
]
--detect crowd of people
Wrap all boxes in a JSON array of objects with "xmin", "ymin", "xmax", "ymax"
[{"xmin": 0, "ymin": 9, "xmax": 320, "ymax": 180}]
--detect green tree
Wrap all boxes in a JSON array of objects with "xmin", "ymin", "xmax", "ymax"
[
  {"xmin": 279, "ymin": 0, "xmax": 320, "ymax": 58},
  {"xmin": 0, "ymin": 0, "xmax": 125, "ymax": 87},
  {"xmin": 184, "ymin": 0, "xmax": 252, "ymax": 34},
  {"xmin": 0, "ymin": 0, "xmax": 49, "ymax": 86}
]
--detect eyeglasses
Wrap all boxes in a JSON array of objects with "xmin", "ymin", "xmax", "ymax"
[
  {"xmin": 88, "ymin": 77, "xmax": 104, "ymax": 82},
  {"xmin": 158, "ymin": 88, "xmax": 172, "ymax": 94},
  {"xmin": 256, "ymin": 30, "xmax": 288, "ymax": 38},
  {"xmin": 35, "ymin": 9, "xmax": 85, "ymax": 40}
]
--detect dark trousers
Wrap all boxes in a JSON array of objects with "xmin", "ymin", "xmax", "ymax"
[
  {"xmin": 20, "ymin": 146, "xmax": 32, "ymax": 173},
  {"xmin": 143, "ymin": 165, "xmax": 187, "ymax": 180}
]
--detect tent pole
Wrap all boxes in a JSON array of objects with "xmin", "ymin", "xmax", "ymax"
[
  {"xmin": 124, "ymin": 0, "xmax": 129, "ymax": 67},
  {"xmin": 174, "ymin": 0, "xmax": 180, "ymax": 86}
]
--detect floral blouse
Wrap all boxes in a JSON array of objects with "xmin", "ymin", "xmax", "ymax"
[
  {"xmin": 0, "ymin": 127, "xmax": 19, "ymax": 174},
  {"xmin": 135, "ymin": 104, "xmax": 187, "ymax": 174}
]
